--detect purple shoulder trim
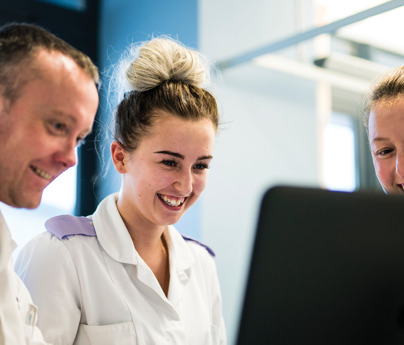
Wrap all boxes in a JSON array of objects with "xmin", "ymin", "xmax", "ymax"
[
  {"xmin": 45, "ymin": 215, "xmax": 96, "ymax": 240},
  {"xmin": 181, "ymin": 235, "xmax": 215, "ymax": 257}
]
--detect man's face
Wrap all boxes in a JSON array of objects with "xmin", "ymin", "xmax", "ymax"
[{"xmin": 0, "ymin": 49, "xmax": 99, "ymax": 208}]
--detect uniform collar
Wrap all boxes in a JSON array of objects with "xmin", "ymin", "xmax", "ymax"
[
  {"xmin": 0, "ymin": 208, "xmax": 17, "ymax": 271},
  {"xmin": 166, "ymin": 226, "xmax": 195, "ymax": 273},
  {"xmin": 92, "ymin": 193, "xmax": 195, "ymax": 272},
  {"xmin": 92, "ymin": 193, "xmax": 138, "ymax": 264}
]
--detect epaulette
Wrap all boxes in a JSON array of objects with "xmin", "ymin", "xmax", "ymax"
[
  {"xmin": 45, "ymin": 215, "xmax": 96, "ymax": 240},
  {"xmin": 182, "ymin": 235, "xmax": 215, "ymax": 257},
  {"xmin": 45, "ymin": 216, "xmax": 215, "ymax": 257}
]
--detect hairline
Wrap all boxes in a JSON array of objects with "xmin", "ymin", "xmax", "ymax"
[
  {"xmin": 2, "ymin": 47, "xmax": 96, "ymax": 106},
  {"xmin": 364, "ymin": 93, "xmax": 404, "ymax": 133}
]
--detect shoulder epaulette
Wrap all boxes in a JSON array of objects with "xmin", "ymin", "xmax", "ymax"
[
  {"xmin": 182, "ymin": 235, "xmax": 215, "ymax": 257},
  {"xmin": 45, "ymin": 215, "xmax": 96, "ymax": 240}
]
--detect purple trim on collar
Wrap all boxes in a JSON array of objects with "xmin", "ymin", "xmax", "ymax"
[
  {"xmin": 181, "ymin": 235, "xmax": 215, "ymax": 257},
  {"xmin": 45, "ymin": 215, "xmax": 96, "ymax": 240}
]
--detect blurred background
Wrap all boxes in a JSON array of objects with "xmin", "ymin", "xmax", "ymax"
[{"xmin": 1, "ymin": 0, "xmax": 403, "ymax": 343}]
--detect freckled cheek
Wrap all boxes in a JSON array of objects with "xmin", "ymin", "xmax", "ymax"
[
  {"xmin": 150, "ymin": 171, "xmax": 177, "ymax": 191},
  {"xmin": 373, "ymin": 160, "xmax": 392, "ymax": 185}
]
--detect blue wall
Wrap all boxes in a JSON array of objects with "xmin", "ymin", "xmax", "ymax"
[
  {"xmin": 98, "ymin": 0, "xmax": 201, "ymax": 238},
  {"xmin": 36, "ymin": 0, "xmax": 85, "ymax": 10}
]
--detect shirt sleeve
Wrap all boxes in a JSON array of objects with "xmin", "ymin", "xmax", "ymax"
[
  {"xmin": 187, "ymin": 241, "xmax": 227, "ymax": 345},
  {"xmin": 207, "ymin": 256, "xmax": 227, "ymax": 345},
  {"xmin": 14, "ymin": 272, "xmax": 53, "ymax": 345},
  {"xmin": 15, "ymin": 233, "xmax": 81, "ymax": 345}
]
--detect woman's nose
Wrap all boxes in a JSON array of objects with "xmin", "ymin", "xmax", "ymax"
[
  {"xmin": 396, "ymin": 151, "xmax": 404, "ymax": 178},
  {"xmin": 174, "ymin": 169, "xmax": 193, "ymax": 195}
]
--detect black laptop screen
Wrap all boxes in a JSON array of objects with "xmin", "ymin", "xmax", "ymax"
[{"xmin": 236, "ymin": 186, "xmax": 404, "ymax": 345}]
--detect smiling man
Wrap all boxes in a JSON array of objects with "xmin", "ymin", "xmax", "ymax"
[{"xmin": 0, "ymin": 23, "xmax": 99, "ymax": 344}]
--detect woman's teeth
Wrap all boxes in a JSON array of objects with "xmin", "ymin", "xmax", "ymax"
[{"xmin": 159, "ymin": 194, "xmax": 185, "ymax": 207}]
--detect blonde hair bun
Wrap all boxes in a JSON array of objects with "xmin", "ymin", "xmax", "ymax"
[{"xmin": 126, "ymin": 38, "xmax": 208, "ymax": 92}]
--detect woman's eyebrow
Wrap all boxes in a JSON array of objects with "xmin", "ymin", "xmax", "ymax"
[
  {"xmin": 154, "ymin": 151, "xmax": 213, "ymax": 161},
  {"xmin": 198, "ymin": 155, "xmax": 213, "ymax": 160},
  {"xmin": 371, "ymin": 137, "xmax": 389, "ymax": 143},
  {"xmin": 154, "ymin": 150, "xmax": 184, "ymax": 159}
]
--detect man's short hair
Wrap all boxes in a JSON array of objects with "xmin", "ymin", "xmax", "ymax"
[{"xmin": 0, "ymin": 22, "xmax": 99, "ymax": 102}]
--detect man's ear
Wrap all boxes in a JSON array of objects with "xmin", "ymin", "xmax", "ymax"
[{"xmin": 111, "ymin": 141, "xmax": 127, "ymax": 174}]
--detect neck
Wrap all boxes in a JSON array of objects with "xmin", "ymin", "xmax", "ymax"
[
  {"xmin": 116, "ymin": 197, "xmax": 170, "ymax": 296},
  {"xmin": 136, "ymin": 230, "xmax": 170, "ymax": 297}
]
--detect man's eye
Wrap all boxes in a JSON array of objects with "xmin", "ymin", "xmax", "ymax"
[
  {"xmin": 49, "ymin": 121, "xmax": 68, "ymax": 135},
  {"xmin": 162, "ymin": 160, "xmax": 177, "ymax": 167}
]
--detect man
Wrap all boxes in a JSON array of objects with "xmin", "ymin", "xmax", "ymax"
[{"xmin": 0, "ymin": 23, "xmax": 99, "ymax": 344}]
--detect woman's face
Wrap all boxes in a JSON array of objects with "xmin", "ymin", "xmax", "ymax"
[
  {"xmin": 112, "ymin": 113, "xmax": 216, "ymax": 230},
  {"xmin": 368, "ymin": 97, "xmax": 404, "ymax": 194}
]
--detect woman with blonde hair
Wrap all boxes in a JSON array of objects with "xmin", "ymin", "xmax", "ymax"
[
  {"xmin": 364, "ymin": 66, "xmax": 404, "ymax": 195},
  {"xmin": 16, "ymin": 37, "xmax": 226, "ymax": 345}
]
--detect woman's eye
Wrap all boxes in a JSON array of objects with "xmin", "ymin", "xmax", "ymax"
[
  {"xmin": 162, "ymin": 160, "xmax": 177, "ymax": 167},
  {"xmin": 376, "ymin": 148, "xmax": 393, "ymax": 156},
  {"xmin": 194, "ymin": 163, "xmax": 210, "ymax": 170}
]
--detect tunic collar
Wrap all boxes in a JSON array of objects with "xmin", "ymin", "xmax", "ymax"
[
  {"xmin": 92, "ymin": 193, "xmax": 195, "ymax": 272},
  {"xmin": 0, "ymin": 208, "xmax": 17, "ymax": 271}
]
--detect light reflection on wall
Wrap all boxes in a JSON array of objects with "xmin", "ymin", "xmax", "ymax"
[
  {"xmin": 323, "ymin": 113, "xmax": 356, "ymax": 192},
  {"xmin": 35, "ymin": 0, "xmax": 86, "ymax": 11}
]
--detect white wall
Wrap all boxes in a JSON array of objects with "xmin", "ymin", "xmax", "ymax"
[{"xmin": 199, "ymin": 1, "xmax": 320, "ymax": 343}]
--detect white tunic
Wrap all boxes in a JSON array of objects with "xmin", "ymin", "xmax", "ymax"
[
  {"xmin": 0, "ymin": 209, "xmax": 49, "ymax": 345},
  {"xmin": 15, "ymin": 194, "xmax": 226, "ymax": 345}
]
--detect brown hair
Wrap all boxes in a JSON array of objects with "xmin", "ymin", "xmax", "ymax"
[
  {"xmin": 112, "ymin": 37, "xmax": 219, "ymax": 152},
  {"xmin": 0, "ymin": 22, "xmax": 99, "ymax": 102},
  {"xmin": 364, "ymin": 66, "xmax": 404, "ymax": 131}
]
